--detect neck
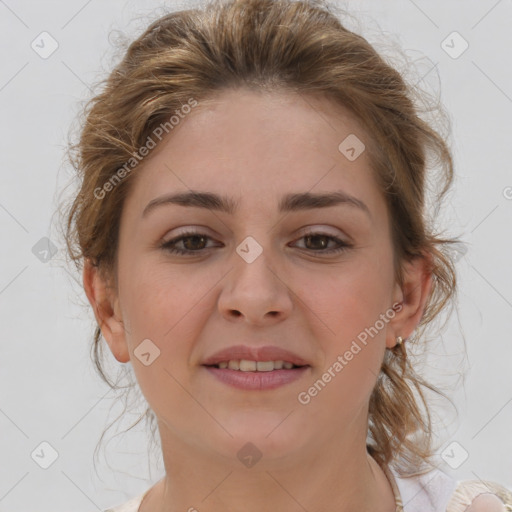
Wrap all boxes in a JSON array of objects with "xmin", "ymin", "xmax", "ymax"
[{"xmin": 140, "ymin": 428, "xmax": 397, "ymax": 512}]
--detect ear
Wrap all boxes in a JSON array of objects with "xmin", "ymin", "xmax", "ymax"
[
  {"xmin": 386, "ymin": 253, "xmax": 433, "ymax": 349},
  {"xmin": 82, "ymin": 259, "xmax": 130, "ymax": 363}
]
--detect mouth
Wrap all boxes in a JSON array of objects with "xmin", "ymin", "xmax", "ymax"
[
  {"xmin": 202, "ymin": 359, "xmax": 311, "ymax": 390},
  {"xmin": 201, "ymin": 345, "xmax": 311, "ymax": 390},
  {"xmin": 204, "ymin": 359, "xmax": 306, "ymax": 371}
]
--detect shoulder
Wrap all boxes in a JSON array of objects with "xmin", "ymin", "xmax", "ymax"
[
  {"xmin": 446, "ymin": 479, "xmax": 512, "ymax": 512},
  {"xmin": 391, "ymin": 466, "xmax": 459, "ymax": 512},
  {"xmin": 101, "ymin": 491, "xmax": 147, "ymax": 512},
  {"xmin": 390, "ymin": 466, "xmax": 512, "ymax": 512}
]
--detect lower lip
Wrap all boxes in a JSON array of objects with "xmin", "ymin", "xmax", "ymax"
[{"xmin": 203, "ymin": 365, "xmax": 310, "ymax": 390}]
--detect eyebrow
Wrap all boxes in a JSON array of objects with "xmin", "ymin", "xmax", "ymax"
[{"xmin": 142, "ymin": 190, "xmax": 371, "ymax": 218}]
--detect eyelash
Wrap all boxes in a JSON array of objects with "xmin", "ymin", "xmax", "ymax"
[{"xmin": 159, "ymin": 230, "xmax": 352, "ymax": 256}]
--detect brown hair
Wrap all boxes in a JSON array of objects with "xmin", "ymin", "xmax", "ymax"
[{"xmin": 62, "ymin": 0, "xmax": 460, "ymax": 478}]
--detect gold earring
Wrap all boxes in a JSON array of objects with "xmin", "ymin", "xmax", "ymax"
[{"xmin": 395, "ymin": 336, "xmax": 403, "ymax": 346}]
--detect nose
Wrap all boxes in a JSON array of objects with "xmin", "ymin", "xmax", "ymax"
[{"xmin": 217, "ymin": 243, "xmax": 293, "ymax": 326}]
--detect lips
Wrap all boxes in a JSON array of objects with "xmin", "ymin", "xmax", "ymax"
[{"xmin": 201, "ymin": 344, "xmax": 310, "ymax": 367}]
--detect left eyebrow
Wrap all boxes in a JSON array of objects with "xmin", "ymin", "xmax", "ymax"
[{"xmin": 141, "ymin": 190, "xmax": 371, "ymax": 219}]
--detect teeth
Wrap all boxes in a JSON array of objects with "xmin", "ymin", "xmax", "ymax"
[
  {"xmin": 256, "ymin": 361, "xmax": 274, "ymax": 371},
  {"xmin": 215, "ymin": 359, "xmax": 299, "ymax": 371},
  {"xmin": 240, "ymin": 360, "xmax": 257, "ymax": 371}
]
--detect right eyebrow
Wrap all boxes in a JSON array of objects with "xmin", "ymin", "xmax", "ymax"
[{"xmin": 142, "ymin": 190, "xmax": 371, "ymax": 219}]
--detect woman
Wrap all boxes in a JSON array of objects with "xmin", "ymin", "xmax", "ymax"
[{"xmin": 63, "ymin": 0, "xmax": 512, "ymax": 510}]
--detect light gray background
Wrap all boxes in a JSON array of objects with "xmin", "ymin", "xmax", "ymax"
[{"xmin": 0, "ymin": 0, "xmax": 511, "ymax": 510}]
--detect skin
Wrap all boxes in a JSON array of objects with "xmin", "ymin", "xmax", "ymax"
[
  {"xmin": 467, "ymin": 494, "xmax": 507, "ymax": 512},
  {"xmin": 84, "ymin": 88, "xmax": 432, "ymax": 512}
]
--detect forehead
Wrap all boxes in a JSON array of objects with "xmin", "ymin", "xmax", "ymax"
[
  {"xmin": 155, "ymin": 88, "xmax": 370, "ymax": 162},
  {"xmin": 123, "ymin": 88, "xmax": 383, "ymax": 218}
]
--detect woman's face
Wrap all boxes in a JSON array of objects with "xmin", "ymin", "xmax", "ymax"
[{"xmin": 90, "ymin": 89, "xmax": 423, "ymax": 464}]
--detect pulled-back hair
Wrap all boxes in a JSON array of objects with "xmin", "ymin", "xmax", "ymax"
[{"xmin": 62, "ymin": 0, "xmax": 459, "ymax": 478}]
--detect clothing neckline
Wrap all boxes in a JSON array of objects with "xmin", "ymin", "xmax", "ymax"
[
  {"xmin": 137, "ymin": 481, "xmax": 157, "ymax": 511},
  {"xmin": 377, "ymin": 460, "xmax": 405, "ymax": 512}
]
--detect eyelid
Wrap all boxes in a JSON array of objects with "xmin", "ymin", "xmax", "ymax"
[
  {"xmin": 161, "ymin": 226, "xmax": 216, "ymax": 242},
  {"xmin": 162, "ymin": 224, "xmax": 348, "ymax": 243},
  {"xmin": 294, "ymin": 224, "xmax": 347, "ymax": 237},
  {"xmin": 159, "ymin": 225, "xmax": 353, "ymax": 257}
]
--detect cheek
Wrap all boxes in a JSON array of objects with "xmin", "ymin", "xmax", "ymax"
[
  {"xmin": 119, "ymin": 258, "xmax": 198, "ymax": 331},
  {"xmin": 308, "ymin": 257, "xmax": 394, "ymax": 341},
  {"xmin": 298, "ymin": 264, "xmax": 393, "ymax": 419},
  {"xmin": 118, "ymin": 261, "xmax": 218, "ymax": 386},
  {"xmin": 302, "ymin": 249, "xmax": 394, "ymax": 400},
  {"xmin": 118, "ymin": 266, "xmax": 203, "ymax": 410}
]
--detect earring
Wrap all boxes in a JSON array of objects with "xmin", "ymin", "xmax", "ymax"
[{"xmin": 395, "ymin": 336, "xmax": 403, "ymax": 346}]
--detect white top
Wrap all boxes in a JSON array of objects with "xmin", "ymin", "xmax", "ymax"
[{"xmin": 102, "ymin": 465, "xmax": 512, "ymax": 512}]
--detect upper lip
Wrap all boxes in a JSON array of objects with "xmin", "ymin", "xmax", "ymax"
[{"xmin": 201, "ymin": 345, "xmax": 310, "ymax": 366}]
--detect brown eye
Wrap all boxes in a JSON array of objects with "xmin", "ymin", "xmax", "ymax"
[
  {"xmin": 159, "ymin": 231, "xmax": 352, "ymax": 257},
  {"xmin": 292, "ymin": 232, "xmax": 351, "ymax": 255},
  {"xmin": 160, "ymin": 232, "xmax": 216, "ymax": 255}
]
